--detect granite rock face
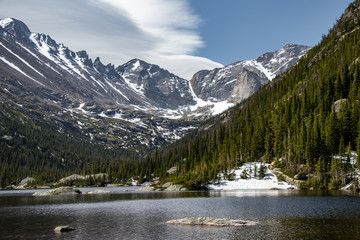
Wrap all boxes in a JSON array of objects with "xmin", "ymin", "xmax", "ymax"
[
  {"xmin": 15, "ymin": 177, "xmax": 35, "ymax": 189},
  {"xmin": 191, "ymin": 44, "xmax": 311, "ymax": 104}
]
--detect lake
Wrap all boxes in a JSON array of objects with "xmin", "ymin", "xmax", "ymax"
[{"xmin": 1, "ymin": 187, "xmax": 360, "ymax": 239}]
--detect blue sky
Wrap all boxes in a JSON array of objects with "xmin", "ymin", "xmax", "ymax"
[
  {"xmin": 191, "ymin": 0, "xmax": 352, "ymax": 65},
  {"xmin": 0, "ymin": 0, "xmax": 353, "ymax": 79}
]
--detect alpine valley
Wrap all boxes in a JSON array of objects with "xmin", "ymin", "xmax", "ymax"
[{"xmin": 2, "ymin": 0, "xmax": 359, "ymax": 190}]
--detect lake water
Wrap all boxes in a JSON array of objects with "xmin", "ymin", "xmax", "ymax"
[{"xmin": 1, "ymin": 187, "xmax": 360, "ymax": 239}]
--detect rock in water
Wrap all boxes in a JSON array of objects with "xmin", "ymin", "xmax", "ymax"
[
  {"xmin": 33, "ymin": 187, "xmax": 82, "ymax": 196},
  {"xmin": 54, "ymin": 226, "xmax": 76, "ymax": 233},
  {"xmin": 166, "ymin": 217, "xmax": 258, "ymax": 227},
  {"xmin": 48, "ymin": 187, "xmax": 82, "ymax": 195},
  {"xmin": 87, "ymin": 189, "xmax": 111, "ymax": 194}
]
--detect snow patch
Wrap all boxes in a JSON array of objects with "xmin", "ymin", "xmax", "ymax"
[
  {"xmin": 0, "ymin": 56, "xmax": 45, "ymax": 86},
  {"xmin": 122, "ymin": 75, "xmax": 145, "ymax": 97},
  {"xmin": 333, "ymin": 151, "xmax": 358, "ymax": 166},
  {"xmin": 132, "ymin": 60, "xmax": 140, "ymax": 71},
  {"xmin": 105, "ymin": 80, "xmax": 129, "ymax": 101},
  {"xmin": 58, "ymin": 44, "xmax": 89, "ymax": 81},
  {"xmin": 0, "ymin": 18, "xmax": 13, "ymax": 29},
  {"xmin": 17, "ymin": 42, "xmax": 42, "ymax": 61},
  {"xmin": 207, "ymin": 162, "xmax": 296, "ymax": 190},
  {"xmin": 0, "ymin": 42, "xmax": 46, "ymax": 78},
  {"xmin": 187, "ymin": 79, "xmax": 234, "ymax": 116},
  {"xmin": 244, "ymin": 60, "xmax": 275, "ymax": 80},
  {"xmin": 225, "ymin": 79, "xmax": 237, "ymax": 86}
]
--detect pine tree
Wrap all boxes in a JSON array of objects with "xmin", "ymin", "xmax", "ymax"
[
  {"xmin": 258, "ymin": 163, "xmax": 267, "ymax": 179},
  {"xmin": 357, "ymin": 121, "xmax": 360, "ymax": 169}
]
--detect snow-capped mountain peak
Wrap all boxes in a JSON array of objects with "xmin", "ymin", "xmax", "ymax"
[
  {"xmin": 0, "ymin": 18, "xmax": 14, "ymax": 29},
  {"xmin": 191, "ymin": 44, "xmax": 311, "ymax": 103},
  {"xmin": 0, "ymin": 17, "xmax": 31, "ymax": 42},
  {"xmin": 255, "ymin": 43, "xmax": 310, "ymax": 80}
]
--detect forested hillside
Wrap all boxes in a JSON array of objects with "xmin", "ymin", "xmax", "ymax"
[
  {"xmin": 0, "ymin": 101, "xmax": 145, "ymax": 187},
  {"xmin": 152, "ymin": 1, "xmax": 360, "ymax": 189}
]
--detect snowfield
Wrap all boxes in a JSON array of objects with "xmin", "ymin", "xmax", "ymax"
[{"xmin": 206, "ymin": 162, "xmax": 296, "ymax": 190}]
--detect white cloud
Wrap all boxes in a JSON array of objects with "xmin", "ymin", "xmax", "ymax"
[
  {"xmin": 93, "ymin": 0, "xmax": 223, "ymax": 78},
  {"xmin": 97, "ymin": 0, "xmax": 202, "ymax": 54},
  {"xmin": 147, "ymin": 54, "xmax": 223, "ymax": 80},
  {"xmin": 0, "ymin": 0, "xmax": 222, "ymax": 79}
]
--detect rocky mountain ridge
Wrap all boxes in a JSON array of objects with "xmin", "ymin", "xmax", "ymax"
[
  {"xmin": 0, "ymin": 17, "xmax": 310, "ymax": 148},
  {"xmin": 191, "ymin": 44, "xmax": 311, "ymax": 103}
]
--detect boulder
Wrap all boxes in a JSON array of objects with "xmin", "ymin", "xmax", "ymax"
[
  {"xmin": 87, "ymin": 189, "xmax": 111, "ymax": 194},
  {"xmin": 271, "ymin": 168, "xmax": 305, "ymax": 189},
  {"xmin": 54, "ymin": 226, "xmax": 76, "ymax": 233},
  {"xmin": 58, "ymin": 173, "xmax": 109, "ymax": 185},
  {"xmin": 33, "ymin": 187, "xmax": 82, "ymax": 196},
  {"xmin": 166, "ymin": 217, "xmax": 258, "ymax": 227},
  {"xmin": 15, "ymin": 177, "xmax": 35, "ymax": 189},
  {"xmin": 136, "ymin": 185, "xmax": 155, "ymax": 191},
  {"xmin": 162, "ymin": 182, "xmax": 173, "ymax": 188},
  {"xmin": 166, "ymin": 166, "xmax": 178, "ymax": 175},
  {"xmin": 32, "ymin": 191, "xmax": 51, "ymax": 196},
  {"xmin": 333, "ymin": 99, "xmax": 348, "ymax": 115},
  {"xmin": 163, "ymin": 183, "xmax": 187, "ymax": 191},
  {"xmin": 58, "ymin": 174, "xmax": 85, "ymax": 184}
]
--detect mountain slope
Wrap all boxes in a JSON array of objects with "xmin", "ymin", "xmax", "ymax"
[
  {"xmin": 154, "ymin": 0, "xmax": 360, "ymax": 190},
  {"xmin": 191, "ymin": 44, "xmax": 310, "ymax": 103},
  {"xmin": 0, "ymin": 18, "xmax": 196, "ymax": 110},
  {"xmin": 0, "ymin": 18, "xmax": 203, "ymax": 148}
]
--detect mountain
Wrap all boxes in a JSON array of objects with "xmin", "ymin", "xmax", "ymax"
[
  {"xmin": 0, "ymin": 17, "xmax": 309, "ymax": 149},
  {"xmin": 116, "ymin": 59, "xmax": 195, "ymax": 109},
  {"xmin": 0, "ymin": 18, "xmax": 195, "ymax": 111},
  {"xmin": 191, "ymin": 44, "xmax": 310, "ymax": 103},
  {"xmin": 0, "ymin": 18, "xmax": 199, "ymax": 148},
  {"xmin": 152, "ymin": 0, "xmax": 360, "ymax": 190}
]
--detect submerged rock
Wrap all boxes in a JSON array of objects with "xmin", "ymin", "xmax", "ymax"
[
  {"xmin": 166, "ymin": 217, "xmax": 258, "ymax": 227},
  {"xmin": 87, "ymin": 189, "xmax": 111, "ymax": 194},
  {"xmin": 54, "ymin": 225, "xmax": 76, "ymax": 233},
  {"xmin": 33, "ymin": 187, "xmax": 82, "ymax": 196}
]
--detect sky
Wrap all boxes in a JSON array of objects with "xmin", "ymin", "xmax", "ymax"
[{"xmin": 0, "ymin": 0, "xmax": 353, "ymax": 79}]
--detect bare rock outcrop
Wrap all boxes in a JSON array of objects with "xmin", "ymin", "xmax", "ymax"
[
  {"xmin": 33, "ymin": 187, "xmax": 82, "ymax": 196},
  {"xmin": 166, "ymin": 217, "xmax": 258, "ymax": 227}
]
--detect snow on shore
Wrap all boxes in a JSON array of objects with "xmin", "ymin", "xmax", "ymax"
[{"xmin": 206, "ymin": 162, "xmax": 296, "ymax": 190}]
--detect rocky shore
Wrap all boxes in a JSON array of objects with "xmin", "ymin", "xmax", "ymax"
[
  {"xmin": 32, "ymin": 187, "xmax": 111, "ymax": 196},
  {"xmin": 136, "ymin": 182, "xmax": 188, "ymax": 191}
]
